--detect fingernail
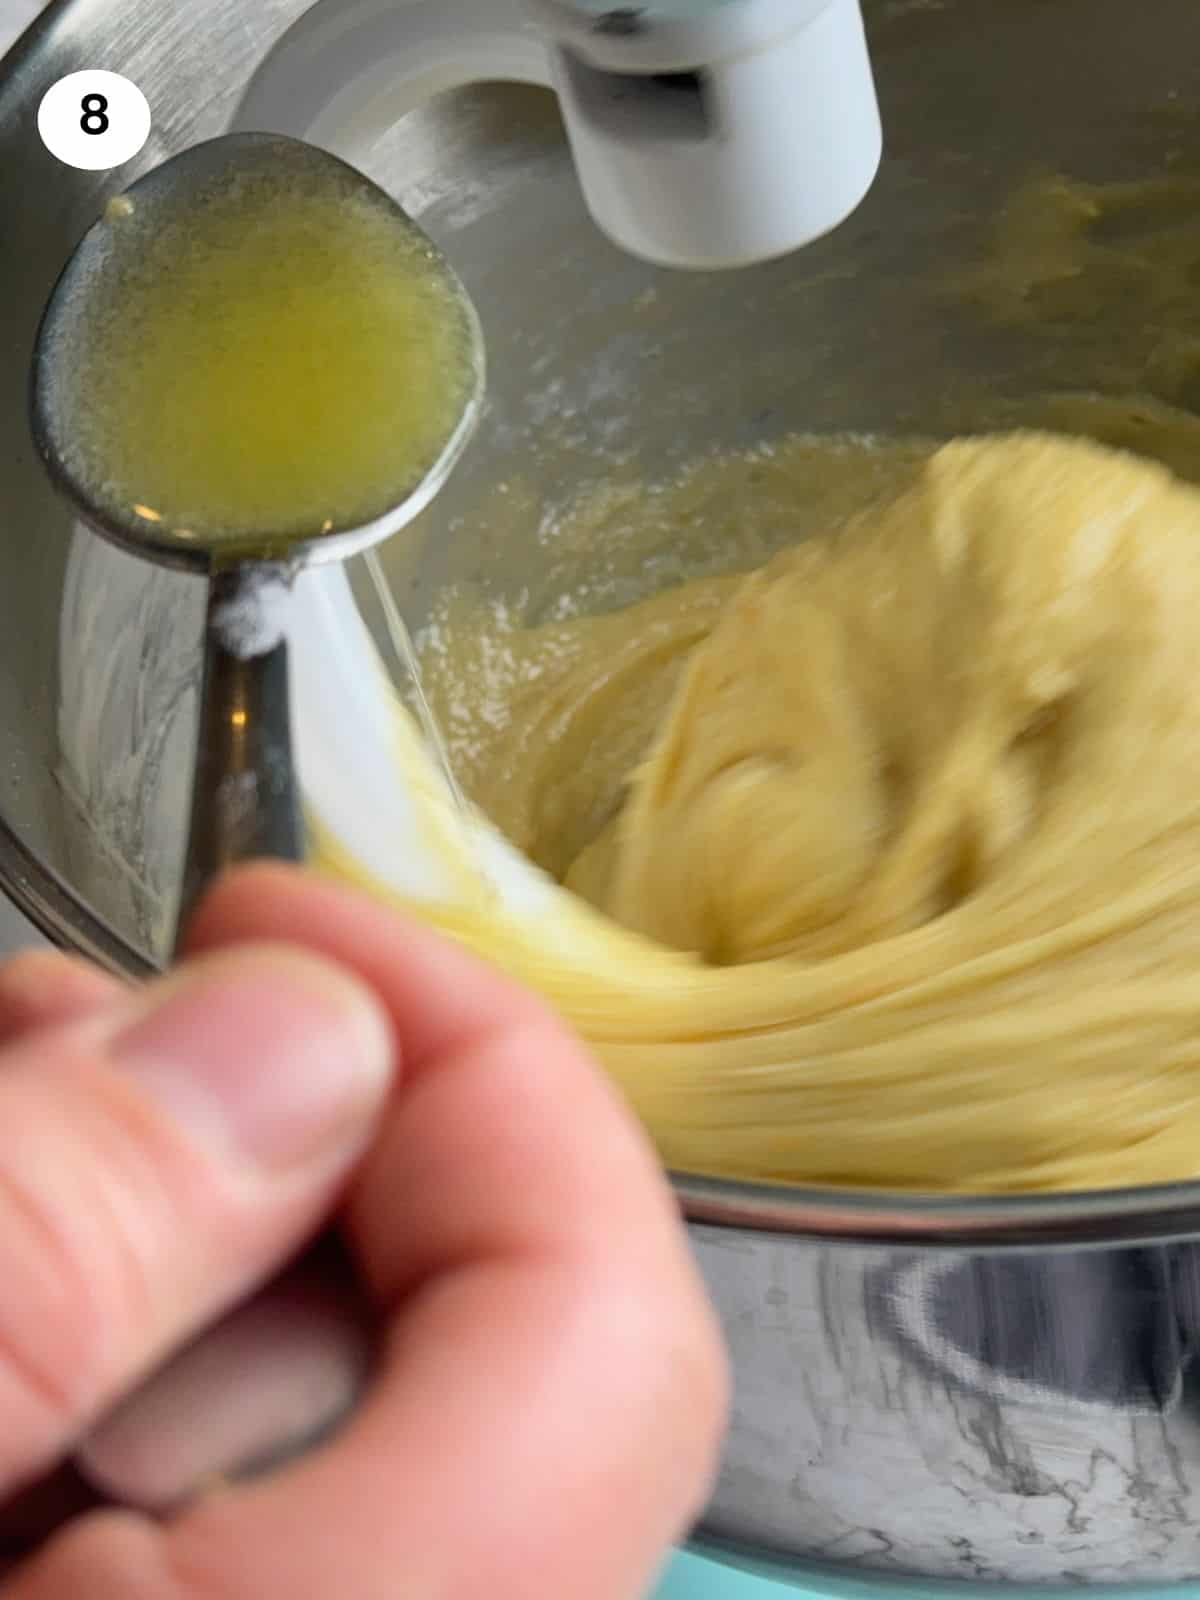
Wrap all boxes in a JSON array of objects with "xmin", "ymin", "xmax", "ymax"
[{"xmin": 111, "ymin": 952, "xmax": 393, "ymax": 1173}]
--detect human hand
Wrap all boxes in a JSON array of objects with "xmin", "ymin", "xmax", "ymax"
[{"xmin": 0, "ymin": 865, "xmax": 728, "ymax": 1598}]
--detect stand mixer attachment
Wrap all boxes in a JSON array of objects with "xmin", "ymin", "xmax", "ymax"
[
  {"xmin": 30, "ymin": 131, "xmax": 485, "ymax": 949},
  {"xmin": 237, "ymin": 0, "xmax": 884, "ymax": 271}
]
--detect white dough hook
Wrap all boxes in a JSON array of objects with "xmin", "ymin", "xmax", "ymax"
[{"xmin": 236, "ymin": 0, "xmax": 883, "ymax": 271}]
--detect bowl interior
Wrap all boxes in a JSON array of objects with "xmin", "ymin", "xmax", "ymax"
[{"xmin": 5, "ymin": 0, "xmax": 1200, "ymax": 1209}]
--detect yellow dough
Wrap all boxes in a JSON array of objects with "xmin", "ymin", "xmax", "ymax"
[{"xmin": 316, "ymin": 430, "xmax": 1200, "ymax": 1194}]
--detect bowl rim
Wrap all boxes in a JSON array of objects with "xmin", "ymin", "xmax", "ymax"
[
  {"xmin": 8, "ymin": 810, "xmax": 1200, "ymax": 1250},
  {"xmin": 673, "ymin": 1170, "xmax": 1200, "ymax": 1249},
  {"xmin": 0, "ymin": 809, "xmax": 155, "ymax": 978}
]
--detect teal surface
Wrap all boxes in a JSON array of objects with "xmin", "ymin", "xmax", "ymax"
[
  {"xmin": 654, "ymin": 1551, "xmax": 799, "ymax": 1598},
  {"xmin": 652, "ymin": 1550, "xmax": 1200, "ymax": 1600}
]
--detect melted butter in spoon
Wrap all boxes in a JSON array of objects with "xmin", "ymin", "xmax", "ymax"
[{"xmin": 39, "ymin": 144, "xmax": 480, "ymax": 556}]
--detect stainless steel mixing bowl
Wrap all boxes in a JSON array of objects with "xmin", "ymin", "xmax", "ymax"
[{"xmin": 5, "ymin": 0, "xmax": 1200, "ymax": 1587}]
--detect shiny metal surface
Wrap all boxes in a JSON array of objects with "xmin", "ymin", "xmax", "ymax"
[
  {"xmin": 6, "ymin": 0, "xmax": 1200, "ymax": 1585},
  {"xmin": 175, "ymin": 572, "xmax": 304, "ymax": 945},
  {"xmin": 694, "ymin": 1227, "xmax": 1200, "ymax": 1588}
]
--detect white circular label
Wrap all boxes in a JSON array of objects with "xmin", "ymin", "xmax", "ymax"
[{"xmin": 37, "ymin": 71, "xmax": 151, "ymax": 173}]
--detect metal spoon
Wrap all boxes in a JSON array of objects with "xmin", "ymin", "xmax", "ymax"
[{"xmin": 30, "ymin": 132, "xmax": 484, "ymax": 952}]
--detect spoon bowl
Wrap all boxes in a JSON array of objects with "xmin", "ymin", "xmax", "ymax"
[{"xmin": 31, "ymin": 131, "xmax": 486, "ymax": 573}]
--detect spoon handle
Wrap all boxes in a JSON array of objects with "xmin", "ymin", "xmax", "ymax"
[{"xmin": 174, "ymin": 568, "xmax": 304, "ymax": 955}]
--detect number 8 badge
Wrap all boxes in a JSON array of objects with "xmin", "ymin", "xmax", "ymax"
[{"xmin": 38, "ymin": 70, "xmax": 151, "ymax": 173}]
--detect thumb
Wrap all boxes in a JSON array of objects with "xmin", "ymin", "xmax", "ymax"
[{"xmin": 0, "ymin": 945, "xmax": 392, "ymax": 1498}]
